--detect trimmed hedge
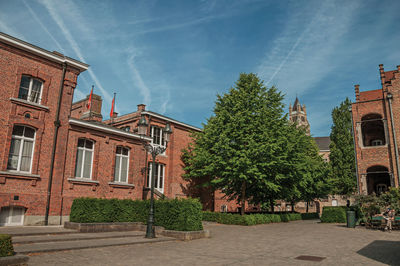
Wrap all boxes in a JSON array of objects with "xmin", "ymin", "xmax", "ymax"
[
  {"xmin": 70, "ymin": 197, "xmax": 203, "ymax": 231},
  {"xmin": 320, "ymin": 206, "xmax": 347, "ymax": 223},
  {"xmin": 0, "ymin": 234, "xmax": 14, "ymax": 257},
  {"xmin": 202, "ymin": 211, "xmax": 319, "ymax": 226}
]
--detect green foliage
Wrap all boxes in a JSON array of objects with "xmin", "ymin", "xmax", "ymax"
[
  {"xmin": 329, "ymin": 98, "xmax": 357, "ymax": 195},
  {"xmin": 183, "ymin": 73, "xmax": 331, "ymax": 213},
  {"xmin": 354, "ymin": 187, "xmax": 400, "ymax": 221},
  {"xmin": 202, "ymin": 211, "xmax": 318, "ymax": 225},
  {"xmin": 300, "ymin": 212, "xmax": 320, "ymax": 220},
  {"xmin": 0, "ymin": 234, "xmax": 13, "ymax": 257},
  {"xmin": 320, "ymin": 206, "xmax": 347, "ymax": 223},
  {"xmin": 70, "ymin": 197, "xmax": 203, "ymax": 231}
]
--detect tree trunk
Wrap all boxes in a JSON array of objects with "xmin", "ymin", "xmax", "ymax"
[
  {"xmin": 270, "ymin": 198, "xmax": 274, "ymax": 213},
  {"xmin": 240, "ymin": 181, "xmax": 246, "ymax": 216},
  {"xmin": 291, "ymin": 201, "xmax": 295, "ymax": 213},
  {"xmin": 306, "ymin": 201, "xmax": 309, "ymax": 213}
]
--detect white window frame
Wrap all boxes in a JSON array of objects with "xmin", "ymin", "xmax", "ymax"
[
  {"xmin": 74, "ymin": 139, "xmax": 94, "ymax": 179},
  {"xmin": 147, "ymin": 163, "xmax": 165, "ymax": 193},
  {"xmin": 371, "ymin": 139, "xmax": 383, "ymax": 146},
  {"xmin": 18, "ymin": 75, "xmax": 43, "ymax": 104},
  {"xmin": 377, "ymin": 184, "xmax": 387, "ymax": 194},
  {"xmin": 151, "ymin": 126, "xmax": 166, "ymax": 154},
  {"xmin": 7, "ymin": 125, "xmax": 36, "ymax": 173},
  {"xmin": 114, "ymin": 146, "xmax": 129, "ymax": 183},
  {"xmin": 0, "ymin": 206, "xmax": 25, "ymax": 226}
]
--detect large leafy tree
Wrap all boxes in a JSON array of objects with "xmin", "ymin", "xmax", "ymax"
[
  {"xmin": 278, "ymin": 125, "xmax": 330, "ymax": 212},
  {"xmin": 329, "ymin": 98, "xmax": 356, "ymax": 195},
  {"xmin": 183, "ymin": 73, "xmax": 289, "ymax": 214}
]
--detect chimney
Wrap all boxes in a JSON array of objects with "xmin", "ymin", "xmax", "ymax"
[
  {"xmin": 397, "ymin": 65, "xmax": 400, "ymax": 72},
  {"xmin": 112, "ymin": 112, "xmax": 118, "ymax": 119},
  {"xmin": 379, "ymin": 64, "xmax": 386, "ymax": 86},
  {"xmin": 81, "ymin": 94, "xmax": 103, "ymax": 122},
  {"xmin": 137, "ymin": 104, "xmax": 146, "ymax": 112},
  {"xmin": 355, "ymin": 84, "xmax": 360, "ymax": 102}
]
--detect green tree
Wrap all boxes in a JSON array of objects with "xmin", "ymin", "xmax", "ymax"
[
  {"xmin": 329, "ymin": 98, "xmax": 356, "ymax": 195},
  {"xmin": 183, "ymin": 73, "xmax": 289, "ymax": 215},
  {"xmin": 278, "ymin": 125, "xmax": 330, "ymax": 212}
]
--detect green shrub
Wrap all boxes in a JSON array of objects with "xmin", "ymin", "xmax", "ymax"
[
  {"xmin": 320, "ymin": 206, "xmax": 347, "ymax": 223},
  {"xmin": 70, "ymin": 197, "xmax": 203, "ymax": 231},
  {"xmin": 201, "ymin": 212, "xmax": 315, "ymax": 225},
  {"xmin": 0, "ymin": 234, "xmax": 13, "ymax": 257},
  {"xmin": 301, "ymin": 212, "xmax": 320, "ymax": 220}
]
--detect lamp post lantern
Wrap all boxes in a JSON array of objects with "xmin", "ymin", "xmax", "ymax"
[{"xmin": 137, "ymin": 115, "xmax": 172, "ymax": 238}]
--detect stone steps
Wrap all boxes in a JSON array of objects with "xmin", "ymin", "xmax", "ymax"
[
  {"xmin": 13, "ymin": 233, "xmax": 175, "ymax": 254},
  {"xmin": 12, "ymin": 230, "xmax": 144, "ymax": 244}
]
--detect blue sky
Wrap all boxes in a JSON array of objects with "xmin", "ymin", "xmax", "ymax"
[{"xmin": 1, "ymin": 0, "xmax": 399, "ymax": 136}]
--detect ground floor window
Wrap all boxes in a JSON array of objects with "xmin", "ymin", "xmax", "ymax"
[
  {"xmin": 147, "ymin": 162, "xmax": 165, "ymax": 193},
  {"xmin": 0, "ymin": 206, "xmax": 25, "ymax": 226}
]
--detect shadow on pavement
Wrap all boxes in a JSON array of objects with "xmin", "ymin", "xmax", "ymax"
[{"xmin": 357, "ymin": 240, "xmax": 400, "ymax": 265}]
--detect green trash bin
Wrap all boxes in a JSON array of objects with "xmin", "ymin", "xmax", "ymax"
[{"xmin": 347, "ymin": 210, "xmax": 356, "ymax": 228}]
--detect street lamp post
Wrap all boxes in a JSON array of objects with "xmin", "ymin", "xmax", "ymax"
[{"xmin": 137, "ymin": 115, "xmax": 172, "ymax": 238}]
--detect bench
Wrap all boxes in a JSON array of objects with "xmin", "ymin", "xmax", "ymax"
[{"xmin": 366, "ymin": 216, "xmax": 400, "ymax": 230}]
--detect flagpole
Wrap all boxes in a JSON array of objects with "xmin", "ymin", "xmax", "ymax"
[
  {"xmin": 89, "ymin": 85, "xmax": 94, "ymax": 120},
  {"xmin": 111, "ymin": 92, "xmax": 116, "ymax": 125}
]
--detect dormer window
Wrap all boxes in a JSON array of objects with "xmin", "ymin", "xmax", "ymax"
[{"xmin": 18, "ymin": 75, "xmax": 43, "ymax": 104}]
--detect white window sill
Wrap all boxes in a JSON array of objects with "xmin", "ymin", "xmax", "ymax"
[
  {"xmin": 0, "ymin": 170, "xmax": 40, "ymax": 180},
  {"xmin": 108, "ymin": 182, "xmax": 135, "ymax": 188},
  {"xmin": 10, "ymin": 97, "xmax": 49, "ymax": 111},
  {"xmin": 68, "ymin": 178, "xmax": 99, "ymax": 185}
]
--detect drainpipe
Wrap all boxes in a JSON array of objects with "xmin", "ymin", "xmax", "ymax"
[
  {"xmin": 44, "ymin": 63, "xmax": 67, "ymax": 225},
  {"xmin": 386, "ymin": 92, "xmax": 400, "ymax": 187},
  {"xmin": 349, "ymin": 106, "xmax": 360, "ymax": 194}
]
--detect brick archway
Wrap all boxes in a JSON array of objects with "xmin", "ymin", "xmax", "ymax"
[{"xmin": 366, "ymin": 165, "xmax": 391, "ymax": 195}]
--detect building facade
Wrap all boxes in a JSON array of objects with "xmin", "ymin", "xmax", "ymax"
[
  {"xmin": 0, "ymin": 32, "xmax": 88, "ymax": 225},
  {"xmin": 352, "ymin": 64, "xmax": 400, "ymax": 195},
  {"xmin": 0, "ymin": 32, "xmax": 208, "ymax": 225}
]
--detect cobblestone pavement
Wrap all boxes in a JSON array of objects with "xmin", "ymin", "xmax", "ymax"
[{"xmin": 28, "ymin": 220, "xmax": 400, "ymax": 266}]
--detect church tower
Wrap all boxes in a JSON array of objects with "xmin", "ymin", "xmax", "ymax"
[{"xmin": 289, "ymin": 97, "xmax": 310, "ymax": 135}]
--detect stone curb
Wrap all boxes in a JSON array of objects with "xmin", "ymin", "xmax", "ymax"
[
  {"xmin": 64, "ymin": 222, "xmax": 210, "ymax": 240},
  {"xmin": 0, "ymin": 254, "xmax": 29, "ymax": 266}
]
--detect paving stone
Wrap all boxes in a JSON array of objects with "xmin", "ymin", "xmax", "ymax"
[{"xmin": 26, "ymin": 220, "xmax": 400, "ymax": 266}]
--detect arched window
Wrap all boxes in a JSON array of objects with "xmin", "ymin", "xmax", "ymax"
[
  {"xmin": 18, "ymin": 75, "xmax": 43, "ymax": 104},
  {"xmin": 361, "ymin": 114, "xmax": 385, "ymax": 147},
  {"xmin": 114, "ymin": 146, "xmax": 129, "ymax": 183},
  {"xmin": 74, "ymin": 139, "xmax": 94, "ymax": 179},
  {"xmin": 7, "ymin": 125, "xmax": 36, "ymax": 173}
]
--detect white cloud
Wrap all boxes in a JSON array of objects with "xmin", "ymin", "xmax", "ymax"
[
  {"xmin": 0, "ymin": 19, "xmax": 25, "ymax": 40},
  {"xmin": 22, "ymin": 0, "xmax": 64, "ymax": 53},
  {"xmin": 127, "ymin": 52, "xmax": 151, "ymax": 106},
  {"xmin": 37, "ymin": 0, "xmax": 112, "ymax": 104},
  {"xmin": 257, "ymin": 1, "xmax": 361, "ymax": 96}
]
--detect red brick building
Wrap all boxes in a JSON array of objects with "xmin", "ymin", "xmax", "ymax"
[
  {"xmin": 0, "ymin": 32, "xmax": 209, "ymax": 225},
  {"xmin": 352, "ymin": 64, "xmax": 400, "ymax": 195},
  {"xmin": 0, "ymin": 32, "xmax": 88, "ymax": 225}
]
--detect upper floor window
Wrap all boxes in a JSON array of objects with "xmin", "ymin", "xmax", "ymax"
[
  {"xmin": 121, "ymin": 126, "xmax": 130, "ymax": 132},
  {"xmin": 147, "ymin": 162, "xmax": 165, "ymax": 193},
  {"xmin": 7, "ymin": 125, "xmax": 35, "ymax": 173},
  {"xmin": 18, "ymin": 75, "xmax": 43, "ymax": 104},
  {"xmin": 361, "ymin": 113, "xmax": 386, "ymax": 147},
  {"xmin": 75, "ymin": 139, "xmax": 94, "ymax": 179},
  {"xmin": 151, "ymin": 126, "xmax": 165, "ymax": 147},
  {"xmin": 114, "ymin": 146, "xmax": 129, "ymax": 183}
]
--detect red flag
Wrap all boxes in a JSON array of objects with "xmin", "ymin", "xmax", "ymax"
[
  {"xmin": 86, "ymin": 86, "xmax": 93, "ymax": 109},
  {"xmin": 110, "ymin": 94, "xmax": 115, "ymax": 118}
]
